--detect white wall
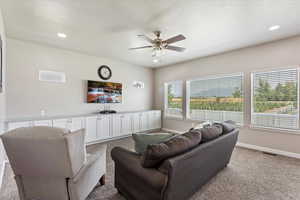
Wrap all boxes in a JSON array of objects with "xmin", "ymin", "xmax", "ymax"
[
  {"xmin": 0, "ymin": 9, "xmax": 6, "ymax": 187},
  {"xmin": 6, "ymin": 38, "xmax": 154, "ymax": 118},
  {"xmin": 0, "ymin": 11, "xmax": 5, "ymax": 131},
  {"xmin": 154, "ymin": 36, "xmax": 300, "ymax": 154}
]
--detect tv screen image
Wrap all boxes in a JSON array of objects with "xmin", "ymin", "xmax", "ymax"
[{"xmin": 87, "ymin": 80, "xmax": 122, "ymax": 103}]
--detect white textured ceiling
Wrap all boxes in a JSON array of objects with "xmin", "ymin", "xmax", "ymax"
[{"xmin": 1, "ymin": 0, "xmax": 300, "ymax": 67}]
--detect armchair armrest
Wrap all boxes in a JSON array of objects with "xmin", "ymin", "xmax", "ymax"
[
  {"xmin": 71, "ymin": 153, "xmax": 99, "ymax": 183},
  {"xmin": 68, "ymin": 145, "xmax": 106, "ymax": 200},
  {"xmin": 72, "ymin": 143, "xmax": 107, "ymax": 183}
]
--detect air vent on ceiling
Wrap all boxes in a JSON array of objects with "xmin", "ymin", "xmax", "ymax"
[{"xmin": 39, "ymin": 70, "xmax": 66, "ymax": 83}]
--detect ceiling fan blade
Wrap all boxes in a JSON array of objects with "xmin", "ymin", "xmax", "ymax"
[
  {"xmin": 164, "ymin": 34, "xmax": 186, "ymax": 44},
  {"xmin": 137, "ymin": 35, "xmax": 154, "ymax": 44},
  {"xmin": 129, "ymin": 46, "xmax": 153, "ymax": 50},
  {"xmin": 165, "ymin": 45, "xmax": 186, "ymax": 52}
]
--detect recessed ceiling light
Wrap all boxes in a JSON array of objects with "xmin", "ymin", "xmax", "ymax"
[
  {"xmin": 269, "ymin": 25, "xmax": 280, "ymax": 31},
  {"xmin": 57, "ymin": 32, "xmax": 67, "ymax": 38}
]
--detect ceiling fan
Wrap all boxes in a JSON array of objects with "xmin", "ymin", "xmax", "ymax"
[{"xmin": 129, "ymin": 31, "xmax": 186, "ymax": 57}]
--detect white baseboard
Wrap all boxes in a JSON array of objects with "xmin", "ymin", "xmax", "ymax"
[
  {"xmin": 237, "ymin": 142, "xmax": 300, "ymax": 159},
  {"xmin": 0, "ymin": 160, "xmax": 8, "ymax": 190},
  {"xmin": 161, "ymin": 128, "xmax": 184, "ymax": 134},
  {"xmin": 87, "ymin": 134, "xmax": 132, "ymax": 146}
]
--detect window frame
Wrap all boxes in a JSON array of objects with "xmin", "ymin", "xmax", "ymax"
[
  {"xmin": 186, "ymin": 73, "xmax": 245, "ymax": 124},
  {"xmin": 250, "ymin": 68, "xmax": 300, "ymax": 131},
  {"xmin": 162, "ymin": 67, "xmax": 300, "ymax": 133},
  {"xmin": 164, "ymin": 80, "xmax": 184, "ymax": 120}
]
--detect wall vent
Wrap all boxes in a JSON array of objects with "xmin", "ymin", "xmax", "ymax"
[{"xmin": 39, "ymin": 70, "xmax": 66, "ymax": 83}]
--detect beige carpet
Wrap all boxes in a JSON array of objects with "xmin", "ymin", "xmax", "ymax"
[{"xmin": 1, "ymin": 137, "xmax": 300, "ymax": 200}]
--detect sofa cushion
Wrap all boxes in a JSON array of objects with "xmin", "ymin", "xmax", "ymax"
[
  {"xmin": 200, "ymin": 124, "xmax": 223, "ymax": 142},
  {"xmin": 132, "ymin": 133, "xmax": 177, "ymax": 154},
  {"xmin": 141, "ymin": 131, "xmax": 202, "ymax": 168}
]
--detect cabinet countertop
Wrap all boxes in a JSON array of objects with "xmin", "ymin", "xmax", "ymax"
[{"xmin": 5, "ymin": 110, "xmax": 161, "ymax": 123}]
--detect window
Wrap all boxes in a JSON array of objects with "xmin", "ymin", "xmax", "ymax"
[
  {"xmin": 251, "ymin": 69, "xmax": 299, "ymax": 129},
  {"xmin": 187, "ymin": 74, "xmax": 244, "ymax": 124},
  {"xmin": 164, "ymin": 81, "xmax": 183, "ymax": 118}
]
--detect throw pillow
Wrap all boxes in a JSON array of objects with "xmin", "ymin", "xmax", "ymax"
[
  {"xmin": 200, "ymin": 124, "xmax": 223, "ymax": 142},
  {"xmin": 214, "ymin": 120, "xmax": 236, "ymax": 134},
  {"xmin": 132, "ymin": 132, "xmax": 177, "ymax": 154},
  {"xmin": 141, "ymin": 131, "xmax": 202, "ymax": 168},
  {"xmin": 222, "ymin": 122, "xmax": 236, "ymax": 134}
]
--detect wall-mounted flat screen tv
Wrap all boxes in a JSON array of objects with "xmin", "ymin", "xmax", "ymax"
[{"xmin": 87, "ymin": 80, "xmax": 122, "ymax": 103}]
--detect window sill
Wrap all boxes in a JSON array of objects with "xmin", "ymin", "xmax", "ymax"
[
  {"xmin": 164, "ymin": 116, "xmax": 184, "ymax": 121},
  {"xmin": 249, "ymin": 125, "xmax": 300, "ymax": 135},
  {"xmin": 162, "ymin": 118, "xmax": 300, "ymax": 135}
]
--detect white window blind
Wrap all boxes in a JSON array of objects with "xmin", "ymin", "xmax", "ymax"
[
  {"xmin": 165, "ymin": 81, "xmax": 183, "ymax": 118},
  {"xmin": 188, "ymin": 74, "xmax": 244, "ymax": 124},
  {"xmin": 251, "ymin": 69, "xmax": 299, "ymax": 129}
]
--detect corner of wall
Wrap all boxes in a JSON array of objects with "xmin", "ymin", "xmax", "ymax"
[
  {"xmin": 151, "ymin": 67, "xmax": 157, "ymax": 110},
  {"xmin": 0, "ymin": 8, "xmax": 7, "ymax": 190}
]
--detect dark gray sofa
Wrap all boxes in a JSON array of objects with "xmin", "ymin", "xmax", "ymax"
[{"xmin": 111, "ymin": 128, "xmax": 239, "ymax": 200}]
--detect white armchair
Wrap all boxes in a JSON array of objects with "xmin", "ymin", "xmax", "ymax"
[{"xmin": 1, "ymin": 126, "xmax": 106, "ymax": 200}]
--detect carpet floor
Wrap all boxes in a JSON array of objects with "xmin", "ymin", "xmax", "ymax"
[{"xmin": 1, "ymin": 137, "xmax": 300, "ymax": 200}]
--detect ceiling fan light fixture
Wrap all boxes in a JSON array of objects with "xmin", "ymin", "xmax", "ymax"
[
  {"xmin": 130, "ymin": 31, "xmax": 186, "ymax": 64},
  {"xmin": 152, "ymin": 48, "xmax": 164, "ymax": 57}
]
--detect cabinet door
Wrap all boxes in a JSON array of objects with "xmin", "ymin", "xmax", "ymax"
[
  {"xmin": 148, "ymin": 111, "xmax": 156, "ymax": 130},
  {"xmin": 7, "ymin": 121, "xmax": 32, "ymax": 131},
  {"xmin": 112, "ymin": 114, "xmax": 121, "ymax": 137},
  {"xmin": 85, "ymin": 117, "xmax": 97, "ymax": 143},
  {"xmin": 33, "ymin": 120, "xmax": 52, "ymax": 127},
  {"xmin": 97, "ymin": 115, "xmax": 110, "ymax": 140},
  {"xmin": 120, "ymin": 114, "xmax": 132, "ymax": 136},
  {"xmin": 140, "ymin": 112, "xmax": 149, "ymax": 131},
  {"xmin": 69, "ymin": 118, "xmax": 85, "ymax": 132},
  {"xmin": 132, "ymin": 113, "xmax": 141, "ymax": 133},
  {"xmin": 53, "ymin": 119, "xmax": 69, "ymax": 129}
]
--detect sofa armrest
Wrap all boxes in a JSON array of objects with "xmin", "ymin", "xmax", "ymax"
[
  {"xmin": 111, "ymin": 147, "xmax": 167, "ymax": 192},
  {"xmin": 111, "ymin": 146, "xmax": 140, "ymax": 164}
]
